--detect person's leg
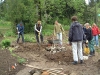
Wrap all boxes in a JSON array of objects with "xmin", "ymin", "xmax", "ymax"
[
  {"xmin": 40, "ymin": 33, "xmax": 43, "ymax": 42},
  {"xmin": 57, "ymin": 33, "xmax": 59, "ymax": 39},
  {"xmin": 77, "ymin": 41, "xmax": 83, "ymax": 63},
  {"xmin": 59, "ymin": 33, "xmax": 62, "ymax": 45},
  {"xmin": 93, "ymin": 36, "xmax": 96, "ymax": 46},
  {"xmin": 95, "ymin": 35, "xmax": 99, "ymax": 46},
  {"xmin": 91, "ymin": 38, "xmax": 95, "ymax": 55},
  {"xmin": 21, "ymin": 33, "xmax": 24, "ymax": 43},
  {"xmin": 72, "ymin": 42, "xmax": 78, "ymax": 63},
  {"xmin": 35, "ymin": 33, "xmax": 39, "ymax": 43},
  {"xmin": 17, "ymin": 34, "xmax": 20, "ymax": 43},
  {"xmin": 88, "ymin": 40, "xmax": 93, "ymax": 55}
]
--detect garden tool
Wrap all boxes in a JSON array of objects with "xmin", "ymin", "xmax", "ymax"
[{"xmin": 38, "ymin": 32, "xmax": 41, "ymax": 43}]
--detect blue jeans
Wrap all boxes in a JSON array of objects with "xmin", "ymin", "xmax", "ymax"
[
  {"xmin": 17, "ymin": 33, "xmax": 24, "ymax": 43},
  {"xmin": 93, "ymin": 35, "xmax": 99, "ymax": 46}
]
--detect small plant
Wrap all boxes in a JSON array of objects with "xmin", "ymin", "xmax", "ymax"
[
  {"xmin": 17, "ymin": 57, "xmax": 26, "ymax": 64},
  {"xmin": 1, "ymin": 39, "xmax": 11, "ymax": 48}
]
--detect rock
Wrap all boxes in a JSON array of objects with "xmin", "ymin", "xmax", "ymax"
[{"xmin": 29, "ymin": 68, "xmax": 42, "ymax": 75}]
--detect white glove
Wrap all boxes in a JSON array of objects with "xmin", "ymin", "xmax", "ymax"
[
  {"xmin": 18, "ymin": 32, "xmax": 20, "ymax": 34},
  {"xmin": 86, "ymin": 40, "xmax": 88, "ymax": 43}
]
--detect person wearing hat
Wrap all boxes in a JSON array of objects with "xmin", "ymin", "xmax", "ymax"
[
  {"xmin": 34, "ymin": 20, "xmax": 43, "ymax": 43},
  {"xmin": 16, "ymin": 21, "xmax": 24, "ymax": 43}
]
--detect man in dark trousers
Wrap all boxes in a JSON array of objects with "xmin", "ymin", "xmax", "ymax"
[
  {"xmin": 68, "ymin": 16, "xmax": 85, "ymax": 65},
  {"xmin": 16, "ymin": 21, "xmax": 24, "ymax": 43},
  {"xmin": 34, "ymin": 20, "xmax": 43, "ymax": 43}
]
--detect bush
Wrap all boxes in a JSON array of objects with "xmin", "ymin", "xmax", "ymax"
[{"xmin": 1, "ymin": 39, "xmax": 11, "ymax": 48}]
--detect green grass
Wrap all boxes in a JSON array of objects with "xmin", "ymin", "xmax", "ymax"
[
  {"xmin": 0, "ymin": 20, "xmax": 11, "ymax": 28},
  {"xmin": 24, "ymin": 33, "xmax": 36, "ymax": 42}
]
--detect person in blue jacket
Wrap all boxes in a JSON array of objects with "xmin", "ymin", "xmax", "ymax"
[{"xmin": 16, "ymin": 21, "xmax": 24, "ymax": 43}]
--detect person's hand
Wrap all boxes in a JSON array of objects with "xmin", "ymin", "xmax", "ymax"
[
  {"xmin": 18, "ymin": 32, "xmax": 20, "ymax": 34},
  {"xmin": 38, "ymin": 32, "xmax": 40, "ymax": 35},
  {"xmin": 86, "ymin": 40, "xmax": 88, "ymax": 43}
]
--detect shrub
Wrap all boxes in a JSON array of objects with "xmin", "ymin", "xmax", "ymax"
[{"xmin": 1, "ymin": 39, "xmax": 11, "ymax": 48}]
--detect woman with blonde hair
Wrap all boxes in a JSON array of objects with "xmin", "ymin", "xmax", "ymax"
[
  {"xmin": 34, "ymin": 20, "xmax": 43, "ymax": 43},
  {"xmin": 91, "ymin": 23, "xmax": 99, "ymax": 47},
  {"xmin": 84, "ymin": 23, "xmax": 95, "ymax": 56}
]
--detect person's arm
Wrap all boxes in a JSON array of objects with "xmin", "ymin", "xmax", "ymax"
[
  {"xmin": 68, "ymin": 25, "xmax": 73, "ymax": 42},
  {"xmin": 60, "ymin": 24, "xmax": 65, "ymax": 34},
  {"xmin": 40, "ymin": 25, "xmax": 42, "ymax": 33},
  {"xmin": 16, "ymin": 25, "xmax": 20, "ymax": 34},
  {"xmin": 34, "ymin": 24, "xmax": 39, "ymax": 32},
  {"xmin": 54, "ymin": 25, "xmax": 56, "ymax": 36}
]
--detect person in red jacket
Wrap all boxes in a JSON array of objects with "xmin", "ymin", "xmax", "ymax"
[{"xmin": 91, "ymin": 23, "xmax": 99, "ymax": 47}]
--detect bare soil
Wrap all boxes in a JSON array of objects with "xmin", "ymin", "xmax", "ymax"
[{"xmin": 0, "ymin": 36, "xmax": 100, "ymax": 75}]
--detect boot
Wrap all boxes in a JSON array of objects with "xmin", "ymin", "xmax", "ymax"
[
  {"xmin": 88, "ymin": 51, "xmax": 93, "ymax": 57},
  {"xmin": 80, "ymin": 60, "xmax": 83, "ymax": 64},
  {"xmin": 72, "ymin": 61, "xmax": 78, "ymax": 65},
  {"xmin": 93, "ymin": 50, "xmax": 95, "ymax": 56}
]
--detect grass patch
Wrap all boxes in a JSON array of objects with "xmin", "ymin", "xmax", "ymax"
[
  {"xmin": 0, "ymin": 20, "xmax": 11, "ymax": 28},
  {"xmin": 24, "ymin": 33, "xmax": 36, "ymax": 43},
  {"xmin": 0, "ymin": 39, "xmax": 11, "ymax": 48}
]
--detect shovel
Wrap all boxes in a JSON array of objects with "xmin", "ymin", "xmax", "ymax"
[{"xmin": 38, "ymin": 32, "xmax": 41, "ymax": 44}]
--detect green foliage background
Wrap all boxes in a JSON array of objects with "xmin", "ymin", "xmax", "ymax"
[{"xmin": 0, "ymin": 0, "xmax": 100, "ymax": 33}]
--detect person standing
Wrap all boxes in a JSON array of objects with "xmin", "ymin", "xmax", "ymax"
[
  {"xmin": 91, "ymin": 23, "xmax": 99, "ymax": 47},
  {"xmin": 34, "ymin": 20, "xmax": 43, "ymax": 43},
  {"xmin": 16, "ymin": 21, "xmax": 24, "ymax": 43},
  {"xmin": 68, "ymin": 16, "xmax": 85, "ymax": 65},
  {"xmin": 54, "ymin": 20, "xmax": 65, "ymax": 46},
  {"xmin": 84, "ymin": 23, "xmax": 95, "ymax": 56}
]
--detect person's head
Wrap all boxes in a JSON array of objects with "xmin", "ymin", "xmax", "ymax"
[
  {"xmin": 37, "ymin": 21, "xmax": 41, "ymax": 25},
  {"xmin": 92, "ymin": 23, "xmax": 96, "ymax": 27},
  {"xmin": 20, "ymin": 21, "xmax": 23, "ymax": 26},
  {"xmin": 85, "ymin": 23, "xmax": 90, "ymax": 29},
  {"xmin": 71, "ymin": 16, "xmax": 78, "ymax": 21},
  {"xmin": 55, "ymin": 20, "xmax": 58, "ymax": 25}
]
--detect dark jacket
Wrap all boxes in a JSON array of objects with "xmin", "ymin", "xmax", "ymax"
[
  {"xmin": 85, "ymin": 28, "xmax": 93, "ymax": 41},
  {"xmin": 68, "ymin": 21, "xmax": 85, "ymax": 42},
  {"xmin": 17, "ymin": 24, "xmax": 24, "ymax": 34},
  {"xmin": 34, "ymin": 24, "xmax": 42, "ymax": 34}
]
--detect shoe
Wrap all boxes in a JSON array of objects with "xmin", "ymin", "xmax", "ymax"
[
  {"xmin": 92, "ymin": 50, "xmax": 95, "ymax": 56},
  {"xmin": 72, "ymin": 61, "xmax": 78, "ymax": 65},
  {"xmin": 80, "ymin": 60, "xmax": 83, "ymax": 64}
]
